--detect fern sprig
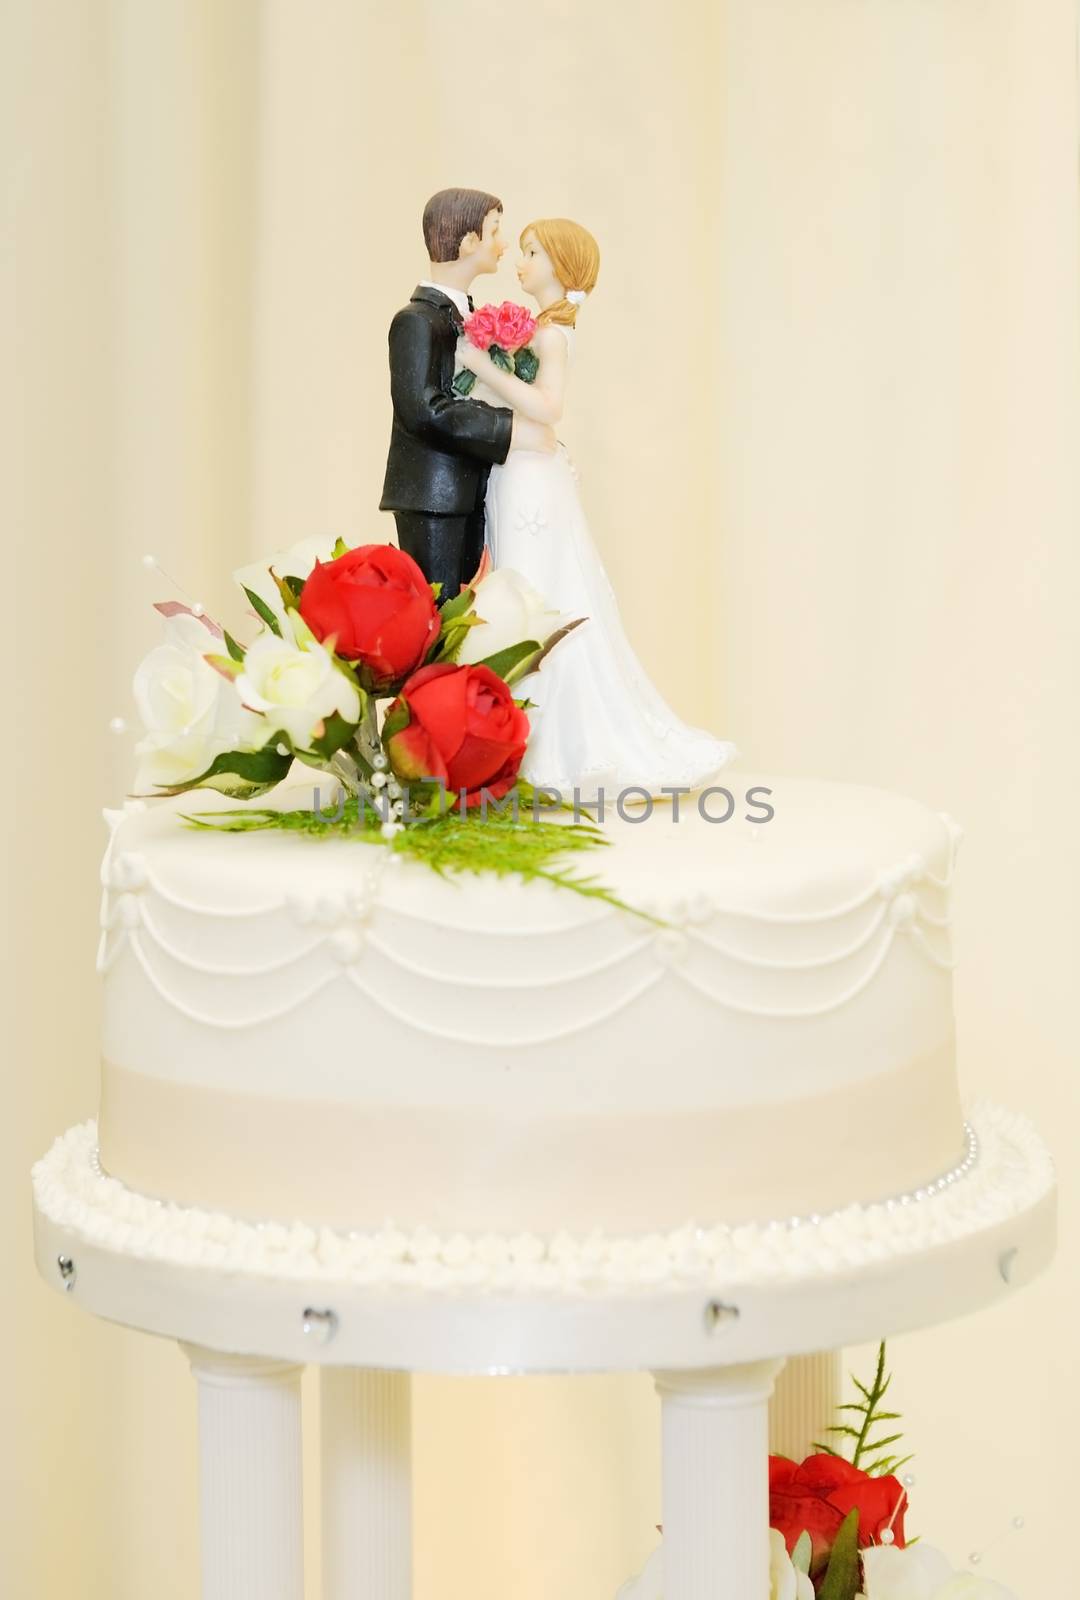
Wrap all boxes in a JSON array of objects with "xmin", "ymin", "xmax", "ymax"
[
  {"xmin": 812, "ymin": 1342, "xmax": 912, "ymax": 1477},
  {"xmin": 180, "ymin": 792, "xmax": 669, "ymax": 925}
]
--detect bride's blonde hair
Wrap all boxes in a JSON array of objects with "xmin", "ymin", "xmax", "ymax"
[{"xmin": 520, "ymin": 218, "xmax": 600, "ymax": 327}]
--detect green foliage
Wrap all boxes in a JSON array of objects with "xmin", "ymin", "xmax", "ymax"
[
  {"xmin": 203, "ymin": 652, "xmax": 241, "ymax": 681},
  {"xmin": 475, "ymin": 638, "xmax": 542, "ymax": 681},
  {"xmin": 223, "ymin": 629, "xmax": 245, "ymax": 663},
  {"xmin": 428, "ymin": 583, "xmax": 483, "ymax": 665},
  {"xmin": 305, "ymin": 710, "xmax": 361, "ymax": 761},
  {"xmin": 489, "ymin": 344, "xmax": 514, "ymax": 373},
  {"xmin": 380, "ymin": 697, "xmax": 410, "ymax": 742},
  {"xmin": 438, "ymin": 586, "xmax": 477, "ymax": 625},
  {"xmin": 268, "ymin": 567, "xmax": 303, "ymax": 615},
  {"xmin": 818, "ymin": 1510, "xmax": 861, "ymax": 1600},
  {"xmin": 242, "ymin": 585, "xmax": 282, "ymax": 636},
  {"xmin": 452, "ymin": 368, "xmax": 477, "ymax": 396},
  {"xmin": 514, "ymin": 345, "xmax": 539, "ymax": 384},
  {"xmin": 813, "ymin": 1342, "xmax": 913, "ymax": 1478},
  {"xmin": 144, "ymin": 743, "xmax": 293, "ymax": 801},
  {"xmin": 791, "ymin": 1532, "xmax": 812, "ymax": 1576},
  {"xmin": 180, "ymin": 791, "xmax": 669, "ymax": 924},
  {"xmin": 330, "ymin": 536, "xmax": 349, "ymax": 559}
]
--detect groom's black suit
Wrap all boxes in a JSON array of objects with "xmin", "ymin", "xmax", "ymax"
[{"xmin": 380, "ymin": 285, "xmax": 513, "ymax": 598}]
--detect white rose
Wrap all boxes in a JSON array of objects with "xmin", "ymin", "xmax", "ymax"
[
  {"xmin": 233, "ymin": 534, "xmax": 343, "ymax": 631},
  {"xmin": 613, "ymin": 1535, "xmax": 812, "ymax": 1600},
  {"xmin": 235, "ymin": 623, "xmax": 360, "ymax": 752},
  {"xmin": 860, "ymin": 1544, "xmax": 1019, "ymax": 1600},
  {"xmin": 770, "ymin": 1530, "xmax": 815, "ymax": 1600},
  {"xmin": 133, "ymin": 612, "xmax": 260, "ymax": 790},
  {"xmin": 455, "ymin": 567, "xmax": 566, "ymax": 665}
]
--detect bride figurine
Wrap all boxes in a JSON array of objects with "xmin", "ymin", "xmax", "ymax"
[{"xmin": 456, "ymin": 217, "xmax": 736, "ymax": 803}]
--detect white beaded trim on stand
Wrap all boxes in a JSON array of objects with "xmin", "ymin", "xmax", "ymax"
[{"xmin": 32, "ymin": 1103, "xmax": 1051, "ymax": 1297}]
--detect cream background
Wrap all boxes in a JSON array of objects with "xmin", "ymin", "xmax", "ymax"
[{"xmin": 4, "ymin": 2, "xmax": 1077, "ymax": 1596}]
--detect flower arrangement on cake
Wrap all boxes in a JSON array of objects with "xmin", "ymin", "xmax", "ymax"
[
  {"xmin": 128, "ymin": 536, "xmax": 662, "ymax": 920},
  {"xmin": 622, "ymin": 1344, "xmax": 1020, "ymax": 1600}
]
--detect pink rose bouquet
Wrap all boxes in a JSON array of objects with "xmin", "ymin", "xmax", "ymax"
[{"xmin": 453, "ymin": 300, "xmax": 540, "ymax": 395}]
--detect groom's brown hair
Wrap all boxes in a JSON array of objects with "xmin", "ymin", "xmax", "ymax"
[{"xmin": 423, "ymin": 188, "xmax": 502, "ymax": 264}]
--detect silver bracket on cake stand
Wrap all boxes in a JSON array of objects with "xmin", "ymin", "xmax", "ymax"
[{"xmin": 32, "ymin": 1129, "xmax": 1055, "ymax": 1600}]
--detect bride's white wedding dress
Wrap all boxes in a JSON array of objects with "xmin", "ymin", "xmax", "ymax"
[{"xmin": 483, "ymin": 325, "xmax": 736, "ymax": 801}]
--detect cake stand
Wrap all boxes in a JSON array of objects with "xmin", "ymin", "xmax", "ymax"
[{"xmin": 32, "ymin": 1105, "xmax": 1055, "ymax": 1600}]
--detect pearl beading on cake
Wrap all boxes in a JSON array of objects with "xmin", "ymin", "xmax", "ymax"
[{"xmin": 32, "ymin": 1105, "xmax": 1051, "ymax": 1297}]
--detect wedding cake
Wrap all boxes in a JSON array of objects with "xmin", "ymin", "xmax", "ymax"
[{"xmin": 97, "ymin": 762, "xmax": 965, "ymax": 1242}]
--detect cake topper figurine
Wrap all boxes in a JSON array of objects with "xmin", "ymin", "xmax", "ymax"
[
  {"xmin": 380, "ymin": 188, "xmax": 556, "ymax": 600},
  {"xmin": 445, "ymin": 214, "xmax": 737, "ymax": 799}
]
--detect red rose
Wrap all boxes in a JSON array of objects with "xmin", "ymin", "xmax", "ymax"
[
  {"xmin": 298, "ymin": 543, "xmax": 439, "ymax": 690},
  {"xmin": 463, "ymin": 304, "xmax": 499, "ymax": 351},
  {"xmin": 384, "ymin": 661, "xmax": 530, "ymax": 809},
  {"xmin": 769, "ymin": 1454, "xmax": 907, "ymax": 1573},
  {"xmin": 492, "ymin": 300, "xmax": 537, "ymax": 352}
]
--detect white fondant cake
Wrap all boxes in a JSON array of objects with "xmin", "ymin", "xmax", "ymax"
[{"xmin": 96, "ymin": 772, "xmax": 966, "ymax": 1239}]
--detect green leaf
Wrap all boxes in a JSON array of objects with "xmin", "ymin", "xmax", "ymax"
[
  {"xmin": 452, "ymin": 368, "xmax": 476, "ymax": 396},
  {"xmin": 514, "ymin": 617, "xmax": 586, "ymax": 682},
  {"xmin": 267, "ymin": 566, "xmax": 304, "ymax": 615},
  {"xmin": 148, "ymin": 742, "xmax": 292, "ymax": 801},
  {"xmin": 489, "ymin": 344, "xmax": 513, "ymax": 372},
  {"xmin": 791, "ymin": 1532, "xmax": 812, "ymax": 1576},
  {"xmin": 203, "ymin": 651, "xmax": 242, "ymax": 681},
  {"xmin": 223, "ymin": 629, "xmax": 245, "ymax": 663},
  {"xmin": 331, "ymin": 536, "xmax": 349, "ymax": 559},
  {"xmin": 862, "ymin": 1432, "xmax": 903, "ymax": 1454},
  {"xmin": 514, "ymin": 345, "xmax": 539, "ymax": 384},
  {"xmin": 304, "ymin": 711, "xmax": 359, "ymax": 761},
  {"xmin": 866, "ymin": 1452, "xmax": 913, "ymax": 1477},
  {"xmin": 381, "ymin": 697, "xmax": 410, "ymax": 742},
  {"xmin": 818, "ymin": 1509, "xmax": 860, "ymax": 1600},
  {"xmin": 474, "ymin": 638, "xmax": 541, "ymax": 681},
  {"xmin": 242, "ymin": 585, "xmax": 282, "ymax": 636},
  {"xmin": 438, "ymin": 585, "xmax": 477, "ymax": 624}
]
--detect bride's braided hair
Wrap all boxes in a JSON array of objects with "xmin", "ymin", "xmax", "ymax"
[{"xmin": 521, "ymin": 218, "xmax": 600, "ymax": 327}]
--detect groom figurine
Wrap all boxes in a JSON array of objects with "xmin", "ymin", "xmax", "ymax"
[{"xmin": 380, "ymin": 187, "xmax": 553, "ymax": 598}]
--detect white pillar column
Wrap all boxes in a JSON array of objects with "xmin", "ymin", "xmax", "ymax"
[
  {"xmin": 653, "ymin": 1360, "xmax": 785, "ymax": 1600},
  {"xmin": 320, "ymin": 1368, "xmax": 412, "ymax": 1600},
  {"xmin": 182, "ymin": 1344, "xmax": 305, "ymax": 1600},
  {"xmin": 769, "ymin": 1351, "xmax": 842, "ymax": 1460}
]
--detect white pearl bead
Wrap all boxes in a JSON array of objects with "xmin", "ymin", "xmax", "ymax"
[
  {"xmin": 879, "ymin": 1528, "xmax": 895, "ymax": 1546},
  {"xmin": 191, "ymin": 601, "xmax": 204, "ymax": 616},
  {"xmin": 108, "ymin": 716, "xmax": 127, "ymax": 734},
  {"xmin": 141, "ymin": 553, "xmax": 157, "ymax": 569}
]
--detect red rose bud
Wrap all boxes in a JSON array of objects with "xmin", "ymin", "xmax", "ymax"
[
  {"xmin": 384, "ymin": 661, "xmax": 530, "ymax": 810},
  {"xmin": 769, "ymin": 1454, "xmax": 907, "ymax": 1572},
  {"xmin": 299, "ymin": 543, "xmax": 439, "ymax": 690}
]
